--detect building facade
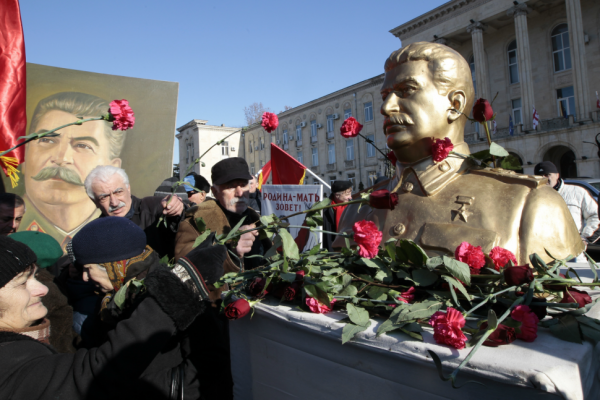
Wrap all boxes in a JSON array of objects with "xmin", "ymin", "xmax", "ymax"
[
  {"xmin": 390, "ymin": 0, "xmax": 600, "ymax": 177},
  {"xmin": 176, "ymin": 120, "xmax": 240, "ymax": 185}
]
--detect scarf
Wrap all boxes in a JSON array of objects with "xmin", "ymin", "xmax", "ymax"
[
  {"xmin": 331, "ymin": 200, "xmax": 348, "ymax": 231},
  {"xmin": 99, "ymin": 246, "xmax": 158, "ymax": 320},
  {"xmin": 1, "ymin": 318, "xmax": 51, "ymax": 344}
]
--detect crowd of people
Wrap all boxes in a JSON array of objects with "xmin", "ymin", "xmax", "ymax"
[{"xmin": 0, "ymin": 154, "xmax": 596, "ymax": 399}]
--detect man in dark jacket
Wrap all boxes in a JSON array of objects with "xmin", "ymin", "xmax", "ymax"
[
  {"xmin": 323, "ymin": 181, "xmax": 353, "ymax": 251},
  {"xmin": 84, "ymin": 165, "xmax": 185, "ymax": 259}
]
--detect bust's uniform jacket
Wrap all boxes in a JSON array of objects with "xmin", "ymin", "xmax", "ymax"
[{"xmin": 333, "ymin": 143, "xmax": 584, "ymax": 264}]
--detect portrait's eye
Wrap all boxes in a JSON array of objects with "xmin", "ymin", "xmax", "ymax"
[
  {"xmin": 74, "ymin": 142, "xmax": 94, "ymax": 151},
  {"xmin": 39, "ymin": 138, "xmax": 56, "ymax": 144}
]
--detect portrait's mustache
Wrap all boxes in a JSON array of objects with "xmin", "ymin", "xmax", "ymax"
[
  {"xmin": 109, "ymin": 201, "xmax": 127, "ymax": 212},
  {"xmin": 31, "ymin": 166, "xmax": 84, "ymax": 186},
  {"xmin": 229, "ymin": 197, "xmax": 249, "ymax": 206},
  {"xmin": 384, "ymin": 114, "xmax": 415, "ymax": 130}
]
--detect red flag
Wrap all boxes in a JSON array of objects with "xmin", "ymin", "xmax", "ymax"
[
  {"xmin": 270, "ymin": 143, "xmax": 306, "ymax": 185},
  {"xmin": 0, "ymin": 0, "xmax": 27, "ymax": 187},
  {"xmin": 257, "ymin": 160, "xmax": 271, "ymax": 190}
]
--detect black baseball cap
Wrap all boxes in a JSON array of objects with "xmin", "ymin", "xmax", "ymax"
[
  {"xmin": 534, "ymin": 161, "xmax": 559, "ymax": 176},
  {"xmin": 211, "ymin": 157, "xmax": 253, "ymax": 186}
]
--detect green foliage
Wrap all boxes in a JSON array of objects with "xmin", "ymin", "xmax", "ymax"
[
  {"xmin": 489, "ymin": 142, "xmax": 509, "ymax": 157},
  {"xmin": 342, "ymin": 323, "xmax": 369, "ymax": 344}
]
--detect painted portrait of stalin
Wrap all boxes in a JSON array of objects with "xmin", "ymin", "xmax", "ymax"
[{"xmin": 20, "ymin": 92, "xmax": 127, "ymax": 249}]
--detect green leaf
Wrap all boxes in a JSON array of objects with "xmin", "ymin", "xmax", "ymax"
[
  {"xmin": 470, "ymin": 149, "xmax": 491, "ymax": 160},
  {"xmin": 585, "ymin": 252, "xmax": 599, "ymax": 283},
  {"xmin": 358, "ymin": 258, "xmax": 385, "ymax": 269},
  {"xmin": 342, "ymin": 274, "xmax": 352, "ymax": 288},
  {"xmin": 309, "ymin": 197, "xmax": 331, "ymax": 211},
  {"xmin": 399, "ymin": 328, "xmax": 423, "ymax": 341},
  {"xmin": 304, "ymin": 284, "xmax": 330, "ymax": 308},
  {"xmin": 339, "ymin": 284, "xmax": 358, "ymax": 296},
  {"xmin": 395, "ymin": 300, "xmax": 443, "ymax": 323},
  {"xmin": 323, "ymin": 267, "xmax": 344, "ymax": 276},
  {"xmin": 442, "ymin": 256, "xmax": 471, "ymax": 286},
  {"xmin": 441, "ymin": 275, "xmax": 472, "ymax": 303},
  {"xmin": 342, "ymin": 323, "xmax": 369, "ymax": 344},
  {"xmin": 113, "ymin": 280, "xmax": 132, "ymax": 310},
  {"xmin": 412, "ymin": 269, "xmax": 439, "ymax": 287},
  {"xmin": 487, "ymin": 309, "xmax": 498, "ymax": 330},
  {"xmin": 426, "ymin": 257, "xmax": 444, "ymax": 270},
  {"xmin": 374, "ymin": 268, "xmax": 393, "ymax": 283},
  {"xmin": 347, "ymin": 304, "xmax": 370, "ymax": 327},
  {"xmin": 367, "ymin": 286, "xmax": 389, "ymax": 301},
  {"xmin": 549, "ymin": 315, "xmax": 582, "ymax": 344},
  {"xmin": 280, "ymin": 272, "xmax": 297, "ymax": 283},
  {"xmin": 263, "ymin": 234, "xmax": 283, "ymax": 259},
  {"xmin": 192, "ymin": 229, "xmax": 212, "ymax": 249},
  {"xmin": 309, "ymin": 244, "xmax": 321, "ymax": 255},
  {"xmin": 160, "ymin": 254, "xmax": 170, "ymax": 265},
  {"xmin": 385, "ymin": 240, "xmax": 397, "ymax": 261},
  {"xmin": 489, "ymin": 142, "xmax": 509, "ymax": 157},
  {"xmin": 500, "ymin": 155, "xmax": 522, "ymax": 171},
  {"xmin": 194, "ymin": 217, "xmax": 207, "ymax": 233},
  {"xmin": 400, "ymin": 240, "xmax": 428, "ymax": 266},
  {"xmin": 580, "ymin": 325, "xmax": 600, "ymax": 344},
  {"xmin": 376, "ymin": 319, "xmax": 401, "ymax": 336},
  {"xmin": 402, "ymin": 322, "xmax": 422, "ymax": 333},
  {"xmin": 222, "ymin": 216, "xmax": 247, "ymax": 243},
  {"xmin": 279, "ymin": 229, "xmax": 299, "ymax": 260}
]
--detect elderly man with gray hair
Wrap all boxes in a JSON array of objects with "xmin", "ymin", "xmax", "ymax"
[{"xmin": 84, "ymin": 165, "xmax": 185, "ymax": 259}]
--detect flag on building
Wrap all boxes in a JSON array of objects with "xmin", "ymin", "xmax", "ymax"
[
  {"xmin": 270, "ymin": 143, "xmax": 307, "ymax": 185},
  {"xmin": 0, "ymin": 0, "xmax": 27, "ymax": 187},
  {"xmin": 532, "ymin": 107, "xmax": 540, "ymax": 130},
  {"xmin": 509, "ymin": 115, "xmax": 514, "ymax": 136},
  {"xmin": 257, "ymin": 160, "xmax": 271, "ymax": 190}
]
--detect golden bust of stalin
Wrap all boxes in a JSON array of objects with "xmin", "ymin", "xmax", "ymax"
[{"xmin": 333, "ymin": 42, "xmax": 583, "ymax": 264}]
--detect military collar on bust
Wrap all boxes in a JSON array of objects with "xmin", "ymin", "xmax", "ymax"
[{"xmin": 394, "ymin": 142, "xmax": 470, "ymax": 197}]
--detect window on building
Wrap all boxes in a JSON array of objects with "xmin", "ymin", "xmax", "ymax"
[
  {"xmin": 346, "ymin": 139, "xmax": 354, "ymax": 161},
  {"xmin": 260, "ymin": 137, "xmax": 264, "ymax": 150},
  {"xmin": 511, "ymin": 98, "xmax": 523, "ymax": 125},
  {"xmin": 552, "ymin": 24, "xmax": 572, "ymax": 72},
  {"xmin": 557, "ymin": 86, "xmax": 576, "ymax": 118},
  {"xmin": 185, "ymin": 139, "xmax": 189, "ymax": 162},
  {"xmin": 251, "ymin": 163, "xmax": 255, "ymax": 175},
  {"xmin": 347, "ymin": 173, "xmax": 356, "ymax": 189},
  {"xmin": 296, "ymin": 125, "xmax": 302, "ymax": 141},
  {"xmin": 326, "ymin": 115, "xmax": 334, "ymax": 133},
  {"xmin": 328, "ymin": 144, "xmax": 335, "ymax": 164},
  {"xmin": 311, "ymin": 147, "xmax": 318, "ymax": 166},
  {"xmin": 508, "ymin": 40, "xmax": 519, "ymax": 84},
  {"xmin": 311, "ymin": 120, "xmax": 317, "ymax": 137},
  {"xmin": 366, "ymin": 134, "xmax": 375, "ymax": 158},
  {"xmin": 313, "ymin": 179, "xmax": 319, "ymax": 185},
  {"xmin": 329, "ymin": 176, "xmax": 336, "ymax": 186},
  {"xmin": 297, "ymin": 151, "xmax": 303, "ymax": 164},
  {"xmin": 344, "ymin": 108, "xmax": 352, "ymax": 119},
  {"xmin": 249, "ymin": 140, "xmax": 253, "ymax": 153},
  {"xmin": 259, "ymin": 160, "xmax": 263, "ymax": 170},
  {"xmin": 189, "ymin": 140, "xmax": 195, "ymax": 162},
  {"xmin": 221, "ymin": 141, "xmax": 229, "ymax": 158},
  {"xmin": 364, "ymin": 102, "xmax": 373, "ymax": 122},
  {"xmin": 283, "ymin": 130, "xmax": 288, "ymax": 144},
  {"xmin": 368, "ymin": 171, "xmax": 377, "ymax": 187}
]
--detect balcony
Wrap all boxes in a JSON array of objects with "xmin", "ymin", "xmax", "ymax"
[
  {"xmin": 327, "ymin": 131, "xmax": 335, "ymax": 139},
  {"xmin": 311, "ymin": 135, "xmax": 318, "ymax": 143},
  {"xmin": 345, "ymin": 159, "xmax": 355, "ymax": 168},
  {"xmin": 326, "ymin": 163, "xmax": 336, "ymax": 171},
  {"xmin": 311, "ymin": 165, "xmax": 320, "ymax": 173},
  {"xmin": 541, "ymin": 116, "xmax": 572, "ymax": 132}
]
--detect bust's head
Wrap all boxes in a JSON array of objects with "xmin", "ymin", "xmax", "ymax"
[{"xmin": 380, "ymin": 42, "xmax": 474, "ymax": 164}]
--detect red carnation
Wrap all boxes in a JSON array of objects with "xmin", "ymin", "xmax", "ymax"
[
  {"xmin": 510, "ymin": 305, "xmax": 539, "ymax": 342},
  {"xmin": 472, "ymin": 98, "xmax": 494, "ymax": 122},
  {"xmin": 387, "ymin": 150, "xmax": 397, "ymax": 166},
  {"xmin": 429, "ymin": 307, "xmax": 467, "ymax": 349},
  {"xmin": 504, "ymin": 265, "xmax": 534, "ymax": 286},
  {"xmin": 369, "ymin": 189, "xmax": 399, "ymax": 210},
  {"xmin": 224, "ymin": 299, "xmax": 251, "ymax": 320},
  {"xmin": 489, "ymin": 247, "xmax": 517, "ymax": 271},
  {"xmin": 109, "ymin": 100, "xmax": 135, "ymax": 131},
  {"xmin": 397, "ymin": 287, "xmax": 415, "ymax": 303},
  {"xmin": 261, "ymin": 112, "xmax": 279, "ymax": 133},
  {"xmin": 480, "ymin": 322, "xmax": 516, "ymax": 347},
  {"xmin": 340, "ymin": 117, "xmax": 363, "ymax": 138},
  {"xmin": 455, "ymin": 242, "xmax": 486, "ymax": 274},
  {"xmin": 352, "ymin": 220, "xmax": 382, "ymax": 259},
  {"xmin": 560, "ymin": 288, "xmax": 592, "ymax": 308},
  {"xmin": 431, "ymin": 137, "xmax": 454, "ymax": 162}
]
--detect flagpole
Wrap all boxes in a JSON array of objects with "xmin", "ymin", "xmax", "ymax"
[{"xmin": 304, "ymin": 168, "xmax": 331, "ymax": 189}]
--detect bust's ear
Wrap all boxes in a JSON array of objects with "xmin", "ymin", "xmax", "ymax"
[{"xmin": 448, "ymin": 90, "xmax": 466, "ymax": 122}]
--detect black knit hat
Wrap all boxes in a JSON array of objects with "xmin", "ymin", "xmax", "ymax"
[
  {"xmin": 331, "ymin": 180, "xmax": 353, "ymax": 193},
  {"xmin": 0, "ymin": 236, "xmax": 37, "ymax": 289},
  {"xmin": 534, "ymin": 161, "xmax": 559, "ymax": 176},
  {"xmin": 211, "ymin": 157, "xmax": 253, "ymax": 186},
  {"xmin": 71, "ymin": 217, "xmax": 147, "ymax": 265}
]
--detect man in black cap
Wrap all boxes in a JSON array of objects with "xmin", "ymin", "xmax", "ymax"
[
  {"xmin": 534, "ymin": 161, "xmax": 599, "ymax": 261},
  {"xmin": 322, "ymin": 180, "xmax": 353, "ymax": 251},
  {"xmin": 175, "ymin": 157, "xmax": 272, "ymax": 271}
]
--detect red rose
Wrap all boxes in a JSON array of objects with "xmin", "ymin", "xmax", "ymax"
[
  {"xmin": 510, "ymin": 305, "xmax": 539, "ymax": 342},
  {"xmin": 560, "ymin": 288, "xmax": 592, "ymax": 308},
  {"xmin": 340, "ymin": 117, "xmax": 363, "ymax": 138},
  {"xmin": 503, "ymin": 265, "xmax": 534, "ymax": 286},
  {"xmin": 489, "ymin": 247, "xmax": 517, "ymax": 271},
  {"xmin": 109, "ymin": 100, "xmax": 135, "ymax": 131},
  {"xmin": 248, "ymin": 277, "xmax": 267, "ymax": 297},
  {"xmin": 429, "ymin": 307, "xmax": 467, "ymax": 349},
  {"xmin": 387, "ymin": 150, "xmax": 397, "ymax": 166},
  {"xmin": 224, "ymin": 299, "xmax": 251, "ymax": 320},
  {"xmin": 352, "ymin": 220, "xmax": 382, "ymax": 259},
  {"xmin": 529, "ymin": 297, "xmax": 548, "ymax": 320},
  {"xmin": 283, "ymin": 282, "xmax": 302, "ymax": 301},
  {"xmin": 472, "ymin": 98, "xmax": 494, "ymax": 122},
  {"xmin": 431, "ymin": 137, "xmax": 454, "ymax": 162},
  {"xmin": 369, "ymin": 189, "xmax": 399, "ymax": 210},
  {"xmin": 261, "ymin": 112, "xmax": 279, "ymax": 133},
  {"xmin": 455, "ymin": 242, "xmax": 486, "ymax": 274},
  {"xmin": 480, "ymin": 322, "xmax": 516, "ymax": 347},
  {"xmin": 294, "ymin": 270, "xmax": 305, "ymax": 282}
]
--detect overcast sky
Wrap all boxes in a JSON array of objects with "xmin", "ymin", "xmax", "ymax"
[{"xmin": 20, "ymin": 0, "xmax": 448, "ymax": 163}]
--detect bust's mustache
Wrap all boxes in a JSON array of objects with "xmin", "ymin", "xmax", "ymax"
[
  {"xmin": 31, "ymin": 166, "xmax": 84, "ymax": 186},
  {"xmin": 384, "ymin": 114, "xmax": 415, "ymax": 130}
]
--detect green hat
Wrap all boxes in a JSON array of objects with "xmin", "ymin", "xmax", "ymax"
[{"xmin": 10, "ymin": 231, "xmax": 63, "ymax": 269}]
